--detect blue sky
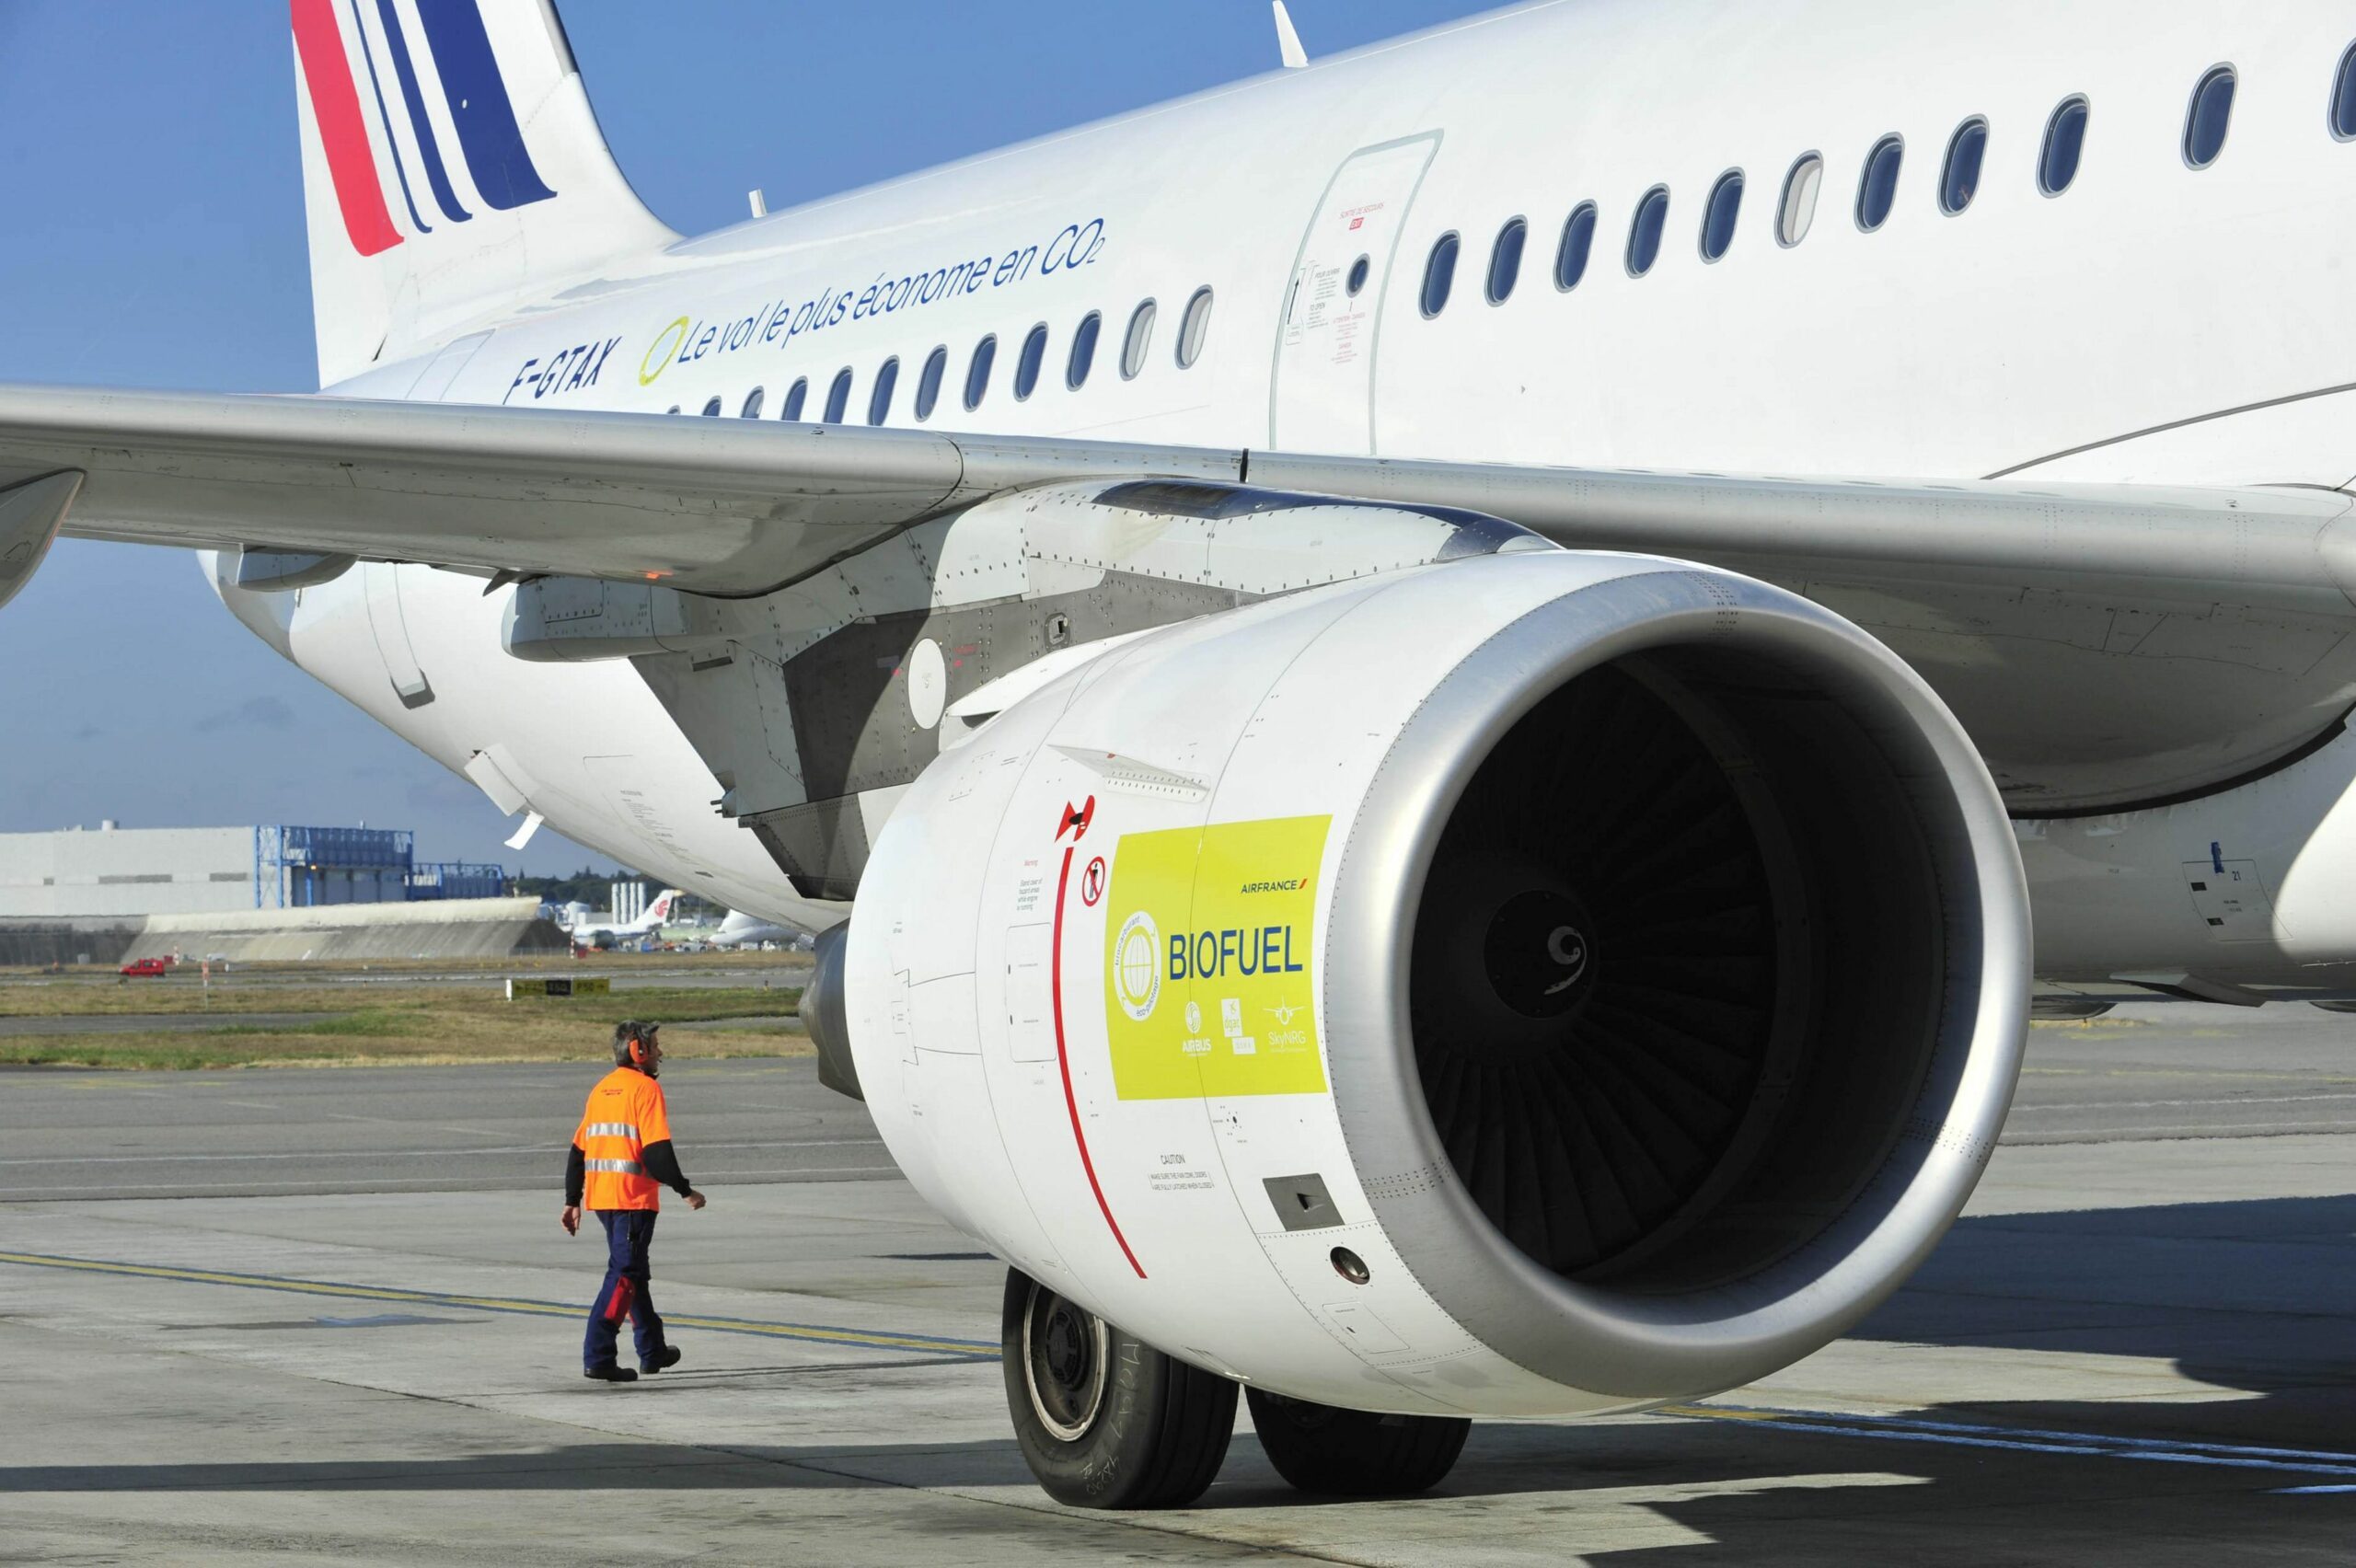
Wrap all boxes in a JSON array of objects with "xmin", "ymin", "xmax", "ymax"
[{"xmin": 0, "ymin": 0, "xmax": 1484, "ymax": 876}]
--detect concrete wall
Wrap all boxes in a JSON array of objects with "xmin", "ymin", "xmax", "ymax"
[
  {"xmin": 0, "ymin": 919, "xmax": 142, "ymax": 967},
  {"xmin": 120, "ymin": 897, "xmax": 569, "ymax": 963},
  {"xmin": 0, "ymin": 826, "xmax": 256, "ymax": 918}
]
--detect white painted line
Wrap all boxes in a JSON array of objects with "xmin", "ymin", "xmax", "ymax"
[
  {"xmin": 0, "ymin": 1167, "xmax": 906, "ymax": 1196},
  {"xmin": 2012, "ymin": 1123, "xmax": 2356, "ymax": 1141},
  {"xmin": 0, "ymin": 1137, "xmax": 884, "ymax": 1167},
  {"xmin": 2016, "ymin": 1093, "xmax": 2356, "ymax": 1113},
  {"xmin": 1672, "ymin": 1404, "xmax": 2356, "ymax": 1484}
]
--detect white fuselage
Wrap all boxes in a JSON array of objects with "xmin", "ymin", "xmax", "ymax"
[{"xmin": 219, "ymin": 0, "xmax": 2356, "ymax": 990}]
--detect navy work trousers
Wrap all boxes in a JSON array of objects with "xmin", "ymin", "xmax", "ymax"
[{"xmin": 583, "ymin": 1208, "xmax": 667, "ymax": 1371}]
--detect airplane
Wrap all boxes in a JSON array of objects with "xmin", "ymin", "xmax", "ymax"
[
  {"xmin": 6, "ymin": 0, "xmax": 2356, "ymax": 1510},
  {"xmin": 713, "ymin": 909, "xmax": 803, "ymax": 950},
  {"xmin": 567, "ymin": 887, "xmax": 685, "ymax": 946}
]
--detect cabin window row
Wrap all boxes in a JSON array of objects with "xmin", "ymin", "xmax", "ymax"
[
  {"xmin": 670, "ymin": 286, "xmax": 1215, "ymax": 424},
  {"xmin": 1422, "ymin": 49, "xmax": 2356, "ymax": 316}
]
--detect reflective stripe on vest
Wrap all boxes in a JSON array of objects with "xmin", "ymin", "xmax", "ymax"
[
  {"xmin": 584, "ymin": 1158, "xmax": 645, "ymax": 1175},
  {"xmin": 583, "ymin": 1123, "xmax": 640, "ymax": 1139}
]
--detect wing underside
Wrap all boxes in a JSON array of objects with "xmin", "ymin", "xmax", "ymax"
[{"xmin": 6, "ymin": 382, "xmax": 2353, "ymax": 813}]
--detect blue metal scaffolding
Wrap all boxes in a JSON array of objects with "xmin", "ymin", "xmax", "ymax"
[
  {"xmin": 408, "ymin": 862, "xmax": 509, "ymax": 901},
  {"xmin": 253, "ymin": 826, "xmax": 417, "ymax": 908}
]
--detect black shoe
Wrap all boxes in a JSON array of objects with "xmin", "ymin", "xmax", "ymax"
[
  {"xmin": 583, "ymin": 1364, "xmax": 638, "ymax": 1383},
  {"xmin": 640, "ymin": 1346, "xmax": 682, "ymax": 1374}
]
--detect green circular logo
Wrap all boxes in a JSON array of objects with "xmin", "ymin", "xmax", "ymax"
[{"xmin": 638, "ymin": 317, "xmax": 690, "ymax": 386}]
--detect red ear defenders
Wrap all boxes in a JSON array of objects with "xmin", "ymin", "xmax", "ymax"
[{"xmin": 628, "ymin": 1035, "xmax": 647, "ymax": 1066}]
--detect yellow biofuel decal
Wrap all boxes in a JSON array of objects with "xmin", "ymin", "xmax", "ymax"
[{"xmin": 1103, "ymin": 815, "xmax": 1330, "ymax": 1101}]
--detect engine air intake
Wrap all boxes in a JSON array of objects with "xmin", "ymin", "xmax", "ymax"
[{"xmin": 1410, "ymin": 651, "xmax": 1946, "ymax": 1292}]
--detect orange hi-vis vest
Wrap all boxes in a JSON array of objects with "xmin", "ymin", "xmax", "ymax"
[{"xmin": 573, "ymin": 1066, "xmax": 673, "ymax": 1211}]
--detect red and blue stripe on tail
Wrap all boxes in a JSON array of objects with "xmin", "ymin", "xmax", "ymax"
[{"xmin": 290, "ymin": 0, "xmax": 558, "ymax": 257}]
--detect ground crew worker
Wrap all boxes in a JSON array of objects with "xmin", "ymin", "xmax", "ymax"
[{"xmin": 561, "ymin": 1020, "xmax": 706, "ymax": 1382}]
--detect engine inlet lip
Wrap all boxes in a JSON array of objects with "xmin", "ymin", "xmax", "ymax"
[{"xmin": 1319, "ymin": 557, "xmax": 2029, "ymax": 1401}]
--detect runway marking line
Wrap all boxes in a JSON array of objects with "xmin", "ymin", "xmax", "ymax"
[
  {"xmin": 6, "ymin": 1247, "xmax": 2350, "ymax": 1491},
  {"xmin": 0, "ymin": 1249, "xmax": 998, "ymax": 1358},
  {"xmin": 1659, "ymin": 1402, "xmax": 2356, "ymax": 1486},
  {"xmin": 2021, "ymin": 1066, "xmax": 2356, "ymax": 1088}
]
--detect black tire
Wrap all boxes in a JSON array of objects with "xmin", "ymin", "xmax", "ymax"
[
  {"xmin": 1000, "ymin": 1269, "xmax": 1237, "ymax": 1509},
  {"xmin": 1245, "ymin": 1387, "xmax": 1471, "ymax": 1496}
]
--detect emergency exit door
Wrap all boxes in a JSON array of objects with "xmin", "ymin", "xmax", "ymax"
[{"xmin": 1269, "ymin": 133, "xmax": 1441, "ymax": 455}]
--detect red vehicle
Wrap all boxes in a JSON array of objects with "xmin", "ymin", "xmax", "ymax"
[{"xmin": 118, "ymin": 956, "xmax": 173, "ymax": 977}]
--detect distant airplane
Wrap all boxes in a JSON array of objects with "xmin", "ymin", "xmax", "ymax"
[
  {"xmin": 712, "ymin": 909, "xmax": 800, "ymax": 949},
  {"xmin": 566, "ymin": 888, "xmax": 683, "ymax": 945},
  {"xmin": 10, "ymin": 0, "xmax": 2356, "ymax": 1512}
]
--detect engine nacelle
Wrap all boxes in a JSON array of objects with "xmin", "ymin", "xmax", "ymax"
[
  {"xmin": 0, "ymin": 471, "xmax": 79, "ymax": 614},
  {"xmin": 846, "ymin": 550, "xmax": 2027, "ymax": 1417}
]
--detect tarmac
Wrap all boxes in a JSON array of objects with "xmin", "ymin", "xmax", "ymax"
[{"xmin": 1, "ymin": 1004, "xmax": 2350, "ymax": 1564}]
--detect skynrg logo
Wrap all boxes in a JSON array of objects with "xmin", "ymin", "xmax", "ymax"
[
  {"xmin": 1111, "ymin": 911, "xmax": 1161, "ymax": 1022},
  {"xmin": 291, "ymin": 0, "xmax": 560, "ymax": 259}
]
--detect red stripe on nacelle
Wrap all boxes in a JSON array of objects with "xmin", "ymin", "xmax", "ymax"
[
  {"xmin": 1051, "ymin": 843, "xmax": 1146, "ymax": 1279},
  {"xmin": 290, "ymin": 0, "xmax": 403, "ymax": 257}
]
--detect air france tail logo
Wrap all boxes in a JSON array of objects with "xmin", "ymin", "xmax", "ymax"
[{"xmin": 291, "ymin": 0, "xmax": 559, "ymax": 259}]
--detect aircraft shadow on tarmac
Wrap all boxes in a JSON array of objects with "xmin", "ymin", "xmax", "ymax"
[{"xmin": 6, "ymin": 1197, "xmax": 2350, "ymax": 1561}]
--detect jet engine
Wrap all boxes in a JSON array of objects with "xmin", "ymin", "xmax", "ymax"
[
  {"xmin": 0, "ymin": 472, "xmax": 79, "ymax": 614},
  {"xmin": 838, "ymin": 548, "xmax": 2026, "ymax": 1440}
]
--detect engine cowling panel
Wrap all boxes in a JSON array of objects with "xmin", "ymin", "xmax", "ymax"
[{"xmin": 845, "ymin": 550, "xmax": 2027, "ymax": 1417}]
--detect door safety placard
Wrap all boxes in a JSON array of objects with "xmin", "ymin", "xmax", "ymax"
[{"xmin": 1102, "ymin": 815, "xmax": 1330, "ymax": 1100}]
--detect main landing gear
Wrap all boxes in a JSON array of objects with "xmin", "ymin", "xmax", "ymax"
[
  {"xmin": 1243, "ymin": 1387, "xmax": 1470, "ymax": 1496},
  {"xmin": 1002, "ymin": 1270, "xmax": 1236, "ymax": 1508},
  {"xmin": 999, "ymin": 1269, "xmax": 1472, "ymax": 1507}
]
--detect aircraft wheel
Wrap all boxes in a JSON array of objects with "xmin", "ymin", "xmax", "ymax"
[
  {"xmin": 1244, "ymin": 1387, "xmax": 1470, "ymax": 1495},
  {"xmin": 1001, "ymin": 1269, "xmax": 1237, "ymax": 1509}
]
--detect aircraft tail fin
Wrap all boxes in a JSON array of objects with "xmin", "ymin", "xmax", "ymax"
[{"xmin": 288, "ymin": 0, "xmax": 676, "ymax": 386}]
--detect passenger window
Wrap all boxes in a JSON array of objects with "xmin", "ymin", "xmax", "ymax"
[
  {"xmin": 1176, "ymin": 287, "xmax": 1214, "ymax": 367},
  {"xmin": 1346, "ymin": 256, "xmax": 1370, "ymax": 295},
  {"xmin": 700, "ymin": 396, "xmax": 722, "ymax": 417},
  {"xmin": 1067, "ymin": 311, "xmax": 1102, "ymax": 390},
  {"xmin": 1625, "ymin": 187, "xmax": 1669, "ymax": 276},
  {"xmin": 823, "ymin": 368, "xmax": 852, "ymax": 424},
  {"xmin": 1121, "ymin": 300, "xmax": 1156, "ymax": 379},
  {"xmin": 915, "ymin": 346, "xmax": 947, "ymax": 421},
  {"xmin": 1554, "ymin": 202, "xmax": 1598, "ymax": 290},
  {"xmin": 2186, "ymin": 65, "xmax": 2235, "ymax": 167},
  {"xmin": 781, "ymin": 377, "xmax": 808, "ymax": 421},
  {"xmin": 1856, "ymin": 135, "xmax": 1904, "ymax": 231},
  {"xmin": 1486, "ymin": 216, "xmax": 1528, "ymax": 304},
  {"xmin": 965, "ymin": 335, "xmax": 997, "ymax": 410},
  {"xmin": 1941, "ymin": 119, "xmax": 1989, "ymax": 214},
  {"xmin": 867, "ymin": 358, "xmax": 898, "ymax": 425},
  {"xmin": 1700, "ymin": 170, "xmax": 1744, "ymax": 260},
  {"xmin": 2337, "ymin": 45, "xmax": 2356, "ymax": 139},
  {"xmin": 740, "ymin": 387, "xmax": 765, "ymax": 419},
  {"xmin": 1777, "ymin": 154, "xmax": 1823, "ymax": 246},
  {"xmin": 2040, "ymin": 98, "xmax": 2090, "ymax": 194},
  {"xmin": 1015, "ymin": 324, "xmax": 1048, "ymax": 400},
  {"xmin": 1420, "ymin": 232, "xmax": 1460, "ymax": 317},
  {"xmin": 664, "ymin": 405, "xmax": 680, "ymax": 416}
]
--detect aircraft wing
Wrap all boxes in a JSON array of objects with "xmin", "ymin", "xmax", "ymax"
[
  {"xmin": 6, "ymin": 382, "xmax": 2355, "ymax": 812},
  {"xmin": 0, "ymin": 385, "xmax": 1242, "ymax": 594}
]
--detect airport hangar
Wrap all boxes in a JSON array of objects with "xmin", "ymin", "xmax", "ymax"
[{"xmin": 0, "ymin": 821, "xmax": 557, "ymax": 964}]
